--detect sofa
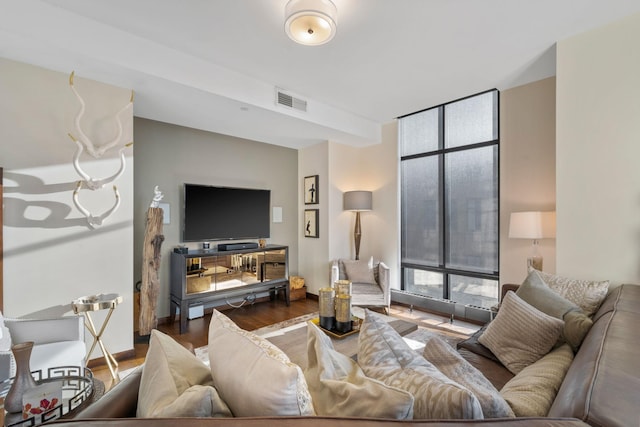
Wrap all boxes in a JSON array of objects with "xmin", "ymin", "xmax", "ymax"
[{"xmin": 56, "ymin": 283, "xmax": 638, "ymax": 427}]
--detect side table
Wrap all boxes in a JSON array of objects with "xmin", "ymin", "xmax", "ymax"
[{"xmin": 72, "ymin": 294, "xmax": 123, "ymax": 380}]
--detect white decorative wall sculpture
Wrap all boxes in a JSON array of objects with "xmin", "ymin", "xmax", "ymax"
[{"xmin": 68, "ymin": 71, "xmax": 133, "ymax": 228}]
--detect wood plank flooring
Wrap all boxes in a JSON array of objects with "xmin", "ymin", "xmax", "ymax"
[
  {"xmin": 90, "ymin": 297, "xmax": 480, "ymax": 392},
  {"xmin": 91, "ymin": 298, "xmax": 319, "ymax": 391}
]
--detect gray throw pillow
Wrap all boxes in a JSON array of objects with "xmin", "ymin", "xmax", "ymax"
[
  {"xmin": 342, "ymin": 259, "xmax": 376, "ymax": 284},
  {"xmin": 516, "ymin": 270, "xmax": 579, "ymax": 318},
  {"xmin": 516, "ymin": 270, "xmax": 593, "ymax": 351},
  {"xmin": 531, "ymin": 269, "xmax": 609, "ymax": 317}
]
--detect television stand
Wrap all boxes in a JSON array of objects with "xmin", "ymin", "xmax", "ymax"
[{"xmin": 169, "ymin": 244, "xmax": 289, "ymax": 333}]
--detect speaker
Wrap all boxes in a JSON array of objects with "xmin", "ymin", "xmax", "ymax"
[{"xmin": 217, "ymin": 242, "xmax": 259, "ymax": 251}]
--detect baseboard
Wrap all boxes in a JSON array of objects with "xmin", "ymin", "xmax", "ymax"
[{"xmin": 87, "ymin": 348, "xmax": 136, "ymax": 368}]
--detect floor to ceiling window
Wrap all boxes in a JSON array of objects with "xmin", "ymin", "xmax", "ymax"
[{"xmin": 399, "ymin": 89, "xmax": 499, "ymax": 314}]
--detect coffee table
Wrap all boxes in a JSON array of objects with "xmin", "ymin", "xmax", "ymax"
[{"xmin": 264, "ymin": 317, "xmax": 417, "ymax": 369}]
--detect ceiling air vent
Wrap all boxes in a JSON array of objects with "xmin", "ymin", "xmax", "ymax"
[{"xmin": 276, "ymin": 88, "xmax": 307, "ymax": 112}]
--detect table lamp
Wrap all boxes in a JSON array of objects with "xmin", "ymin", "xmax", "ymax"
[
  {"xmin": 343, "ymin": 191, "xmax": 372, "ymax": 260},
  {"xmin": 508, "ymin": 211, "xmax": 556, "ymax": 271}
]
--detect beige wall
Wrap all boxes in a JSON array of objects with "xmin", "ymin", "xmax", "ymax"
[
  {"xmin": 327, "ymin": 122, "xmax": 400, "ymax": 287},
  {"xmin": 0, "ymin": 58, "xmax": 134, "ymax": 355},
  {"xmin": 133, "ymin": 118, "xmax": 299, "ymax": 318},
  {"xmin": 297, "ymin": 142, "xmax": 330, "ymax": 294},
  {"xmin": 556, "ymin": 12, "xmax": 640, "ymax": 285},
  {"xmin": 297, "ymin": 121, "xmax": 399, "ymax": 295},
  {"xmin": 500, "ymin": 77, "xmax": 557, "ymax": 285}
]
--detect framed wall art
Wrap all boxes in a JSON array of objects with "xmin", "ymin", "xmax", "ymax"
[
  {"xmin": 304, "ymin": 175, "xmax": 319, "ymax": 204},
  {"xmin": 304, "ymin": 209, "xmax": 319, "ymax": 238}
]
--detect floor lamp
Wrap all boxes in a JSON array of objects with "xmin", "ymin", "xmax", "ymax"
[{"xmin": 343, "ymin": 191, "xmax": 372, "ymax": 260}]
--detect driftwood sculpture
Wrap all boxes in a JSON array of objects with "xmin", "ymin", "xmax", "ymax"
[{"xmin": 139, "ymin": 187, "xmax": 165, "ymax": 336}]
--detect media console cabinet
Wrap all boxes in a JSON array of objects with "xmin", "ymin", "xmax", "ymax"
[{"xmin": 169, "ymin": 244, "xmax": 290, "ymax": 333}]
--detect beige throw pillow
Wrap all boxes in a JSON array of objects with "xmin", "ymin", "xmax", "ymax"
[
  {"xmin": 358, "ymin": 310, "xmax": 483, "ymax": 419},
  {"xmin": 305, "ymin": 321, "xmax": 414, "ymax": 419},
  {"xmin": 516, "ymin": 270, "xmax": 593, "ymax": 351},
  {"xmin": 500, "ymin": 344, "xmax": 574, "ymax": 417},
  {"xmin": 137, "ymin": 329, "xmax": 231, "ymax": 418},
  {"xmin": 342, "ymin": 259, "xmax": 377, "ymax": 284},
  {"xmin": 532, "ymin": 269, "xmax": 609, "ymax": 317},
  {"xmin": 478, "ymin": 292, "xmax": 563, "ymax": 375},
  {"xmin": 421, "ymin": 333, "xmax": 514, "ymax": 418},
  {"xmin": 208, "ymin": 310, "xmax": 315, "ymax": 417}
]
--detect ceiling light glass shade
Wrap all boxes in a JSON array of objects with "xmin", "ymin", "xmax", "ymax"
[{"xmin": 285, "ymin": 0, "xmax": 337, "ymax": 46}]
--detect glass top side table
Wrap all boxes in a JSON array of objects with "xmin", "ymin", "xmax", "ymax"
[{"xmin": 72, "ymin": 294, "xmax": 123, "ymax": 380}]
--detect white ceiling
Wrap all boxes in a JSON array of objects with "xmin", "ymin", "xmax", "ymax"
[{"xmin": 2, "ymin": 1, "xmax": 640, "ymax": 149}]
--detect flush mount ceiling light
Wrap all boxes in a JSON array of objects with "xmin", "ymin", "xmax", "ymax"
[{"xmin": 285, "ymin": 0, "xmax": 337, "ymax": 46}]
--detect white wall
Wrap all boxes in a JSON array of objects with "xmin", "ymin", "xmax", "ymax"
[
  {"xmin": 133, "ymin": 118, "xmax": 299, "ymax": 317},
  {"xmin": 0, "ymin": 58, "xmax": 134, "ymax": 356},
  {"xmin": 500, "ymin": 77, "xmax": 557, "ymax": 285},
  {"xmin": 556, "ymin": 12, "xmax": 640, "ymax": 285},
  {"xmin": 297, "ymin": 121, "xmax": 399, "ymax": 294},
  {"xmin": 297, "ymin": 142, "xmax": 330, "ymax": 294}
]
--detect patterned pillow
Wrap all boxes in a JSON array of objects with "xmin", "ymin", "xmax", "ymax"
[
  {"xmin": 478, "ymin": 292, "xmax": 563, "ymax": 375},
  {"xmin": 421, "ymin": 333, "xmax": 514, "ymax": 418},
  {"xmin": 137, "ymin": 330, "xmax": 231, "ymax": 418},
  {"xmin": 358, "ymin": 310, "xmax": 483, "ymax": 419},
  {"xmin": 516, "ymin": 270, "xmax": 593, "ymax": 351},
  {"xmin": 532, "ymin": 269, "xmax": 609, "ymax": 317},
  {"xmin": 208, "ymin": 310, "xmax": 315, "ymax": 417},
  {"xmin": 305, "ymin": 322, "xmax": 414, "ymax": 419},
  {"xmin": 500, "ymin": 344, "xmax": 574, "ymax": 416}
]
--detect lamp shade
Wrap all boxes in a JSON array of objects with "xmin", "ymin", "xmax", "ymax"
[
  {"xmin": 508, "ymin": 211, "xmax": 556, "ymax": 239},
  {"xmin": 343, "ymin": 191, "xmax": 372, "ymax": 211},
  {"xmin": 284, "ymin": 0, "xmax": 337, "ymax": 46}
]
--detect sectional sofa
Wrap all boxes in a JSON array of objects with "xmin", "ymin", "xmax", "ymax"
[{"xmin": 56, "ymin": 283, "xmax": 637, "ymax": 427}]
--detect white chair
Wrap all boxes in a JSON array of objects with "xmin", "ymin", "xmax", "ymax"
[
  {"xmin": 0, "ymin": 314, "xmax": 86, "ymax": 382},
  {"xmin": 330, "ymin": 258, "xmax": 390, "ymax": 313}
]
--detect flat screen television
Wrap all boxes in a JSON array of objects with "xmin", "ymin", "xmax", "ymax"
[{"xmin": 182, "ymin": 183, "xmax": 270, "ymax": 242}]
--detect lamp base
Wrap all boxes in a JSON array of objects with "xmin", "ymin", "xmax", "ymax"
[{"xmin": 527, "ymin": 256, "xmax": 543, "ymax": 271}]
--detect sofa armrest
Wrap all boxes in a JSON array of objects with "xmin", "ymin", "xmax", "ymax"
[
  {"xmin": 501, "ymin": 284, "xmax": 520, "ymax": 302},
  {"xmin": 5, "ymin": 316, "xmax": 84, "ymax": 345},
  {"xmin": 75, "ymin": 366, "xmax": 142, "ymax": 418},
  {"xmin": 0, "ymin": 351, "xmax": 15, "ymax": 382},
  {"xmin": 330, "ymin": 260, "xmax": 340, "ymax": 285},
  {"xmin": 378, "ymin": 262, "xmax": 391, "ymax": 309}
]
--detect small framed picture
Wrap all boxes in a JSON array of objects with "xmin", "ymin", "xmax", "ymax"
[
  {"xmin": 304, "ymin": 209, "xmax": 319, "ymax": 238},
  {"xmin": 304, "ymin": 175, "xmax": 319, "ymax": 205}
]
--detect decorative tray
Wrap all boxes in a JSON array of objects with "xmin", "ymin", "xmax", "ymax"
[
  {"xmin": 1, "ymin": 366, "xmax": 94, "ymax": 427},
  {"xmin": 311, "ymin": 317, "xmax": 361, "ymax": 339}
]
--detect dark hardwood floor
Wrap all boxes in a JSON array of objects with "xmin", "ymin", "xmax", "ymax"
[{"xmin": 91, "ymin": 297, "xmax": 319, "ymax": 391}]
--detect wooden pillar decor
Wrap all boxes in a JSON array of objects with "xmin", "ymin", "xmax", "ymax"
[{"xmin": 139, "ymin": 187, "xmax": 165, "ymax": 336}]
